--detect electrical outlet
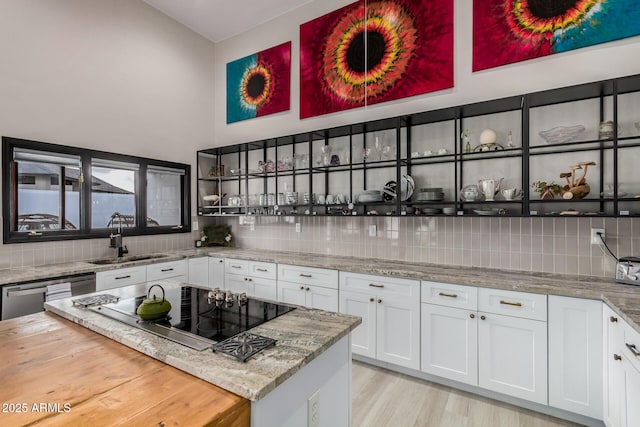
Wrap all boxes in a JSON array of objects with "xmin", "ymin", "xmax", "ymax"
[
  {"xmin": 369, "ymin": 224, "xmax": 377, "ymax": 237},
  {"xmin": 295, "ymin": 223, "xmax": 301, "ymax": 233},
  {"xmin": 307, "ymin": 390, "xmax": 320, "ymax": 427},
  {"xmin": 591, "ymin": 228, "xmax": 605, "ymax": 245},
  {"xmin": 192, "ymin": 220, "xmax": 199, "ymax": 231}
]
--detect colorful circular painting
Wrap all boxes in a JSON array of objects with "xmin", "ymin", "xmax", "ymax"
[
  {"xmin": 300, "ymin": 0, "xmax": 453, "ymax": 119},
  {"xmin": 473, "ymin": 0, "xmax": 640, "ymax": 71},
  {"xmin": 227, "ymin": 41, "xmax": 291, "ymax": 123}
]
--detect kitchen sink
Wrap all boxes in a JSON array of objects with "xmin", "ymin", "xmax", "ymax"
[{"xmin": 89, "ymin": 254, "xmax": 169, "ymax": 265}]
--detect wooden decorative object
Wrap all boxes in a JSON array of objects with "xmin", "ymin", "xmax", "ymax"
[{"xmin": 559, "ymin": 161, "xmax": 596, "ymax": 199}]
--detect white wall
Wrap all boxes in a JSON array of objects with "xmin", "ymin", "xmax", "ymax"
[
  {"xmin": 0, "ymin": 0, "xmax": 216, "ymax": 234},
  {"xmin": 0, "ymin": 0, "xmax": 216, "ymax": 160},
  {"xmin": 213, "ymin": 0, "xmax": 640, "ymax": 146}
]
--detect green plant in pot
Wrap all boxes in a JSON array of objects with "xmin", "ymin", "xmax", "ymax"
[
  {"xmin": 201, "ymin": 224, "xmax": 232, "ymax": 247},
  {"xmin": 136, "ymin": 284, "xmax": 172, "ymax": 321}
]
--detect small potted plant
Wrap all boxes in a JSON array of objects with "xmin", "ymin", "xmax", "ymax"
[{"xmin": 531, "ymin": 181, "xmax": 563, "ymax": 200}]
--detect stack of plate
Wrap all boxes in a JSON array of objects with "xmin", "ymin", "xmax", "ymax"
[
  {"xmin": 422, "ymin": 207, "xmax": 442, "ymax": 215},
  {"xmin": 358, "ymin": 190, "xmax": 383, "ymax": 203},
  {"xmin": 416, "ymin": 188, "xmax": 444, "ymax": 201}
]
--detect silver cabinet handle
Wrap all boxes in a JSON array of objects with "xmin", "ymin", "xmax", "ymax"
[
  {"xmin": 614, "ymin": 354, "xmax": 622, "ymax": 361},
  {"xmin": 610, "ymin": 316, "xmax": 618, "ymax": 323},
  {"xmin": 626, "ymin": 343, "xmax": 640, "ymax": 357},
  {"xmin": 439, "ymin": 292, "xmax": 458, "ymax": 298},
  {"xmin": 299, "ymin": 273, "xmax": 312, "ymax": 278},
  {"xmin": 369, "ymin": 284, "xmax": 384, "ymax": 288},
  {"xmin": 161, "ymin": 268, "xmax": 174, "ymax": 272},
  {"xmin": 256, "ymin": 268, "xmax": 268, "ymax": 272},
  {"xmin": 115, "ymin": 275, "xmax": 131, "ymax": 280},
  {"xmin": 231, "ymin": 265, "xmax": 242, "ymax": 269},
  {"xmin": 500, "ymin": 300, "xmax": 522, "ymax": 307},
  {"xmin": 7, "ymin": 286, "xmax": 47, "ymax": 297}
]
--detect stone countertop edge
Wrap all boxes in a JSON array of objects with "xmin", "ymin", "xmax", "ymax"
[{"xmin": 44, "ymin": 282, "xmax": 361, "ymax": 402}]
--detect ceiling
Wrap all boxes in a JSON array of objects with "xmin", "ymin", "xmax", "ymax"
[{"xmin": 143, "ymin": 0, "xmax": 313, "ymax": 43}]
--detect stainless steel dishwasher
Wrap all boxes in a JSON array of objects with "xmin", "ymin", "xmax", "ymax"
[{"xmin": 1, "ymin": 273, "xmax": 96, "ymax": 320}]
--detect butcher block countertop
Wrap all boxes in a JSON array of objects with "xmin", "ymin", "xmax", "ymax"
[{"xmin": 0, "ymin": 312, "xmax": 249, "ymax": 427}]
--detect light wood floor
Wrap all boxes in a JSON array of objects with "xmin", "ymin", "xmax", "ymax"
[{"xmin": 352, "ymin": 361, "xmax": 582, "ymax": 427}]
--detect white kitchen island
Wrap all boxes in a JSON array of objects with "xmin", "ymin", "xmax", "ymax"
[{"xmin": 45, "ymin": 281, "xmax": 361, "ymax": 427}]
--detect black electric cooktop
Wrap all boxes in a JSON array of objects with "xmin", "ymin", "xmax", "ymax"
[{"xmin": 92, "ymin": 286, "xmax": 294, "ymax": 352}]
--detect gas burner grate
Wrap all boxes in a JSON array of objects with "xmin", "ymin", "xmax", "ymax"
[
  {"xmin": 72, "ymin": 294, "xmax": 120, "ymax": 308},
  {"xmin": 212, "ymin": 331, "xmax": 276, "ymax": 362}
]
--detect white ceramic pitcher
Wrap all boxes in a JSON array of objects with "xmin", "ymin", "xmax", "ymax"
[{"xmin": 478, "ymin": 178, "xmax": 503, "ymax": 201}]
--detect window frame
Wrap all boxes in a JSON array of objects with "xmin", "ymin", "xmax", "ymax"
[{"xmin": 2, "ymin": 136, "xmax": 191, "ymax": 243}]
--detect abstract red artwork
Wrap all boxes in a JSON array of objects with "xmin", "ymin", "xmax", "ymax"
[
  {"xmin": 300, "ymin": 0, "xmax": 453, "ymax": 119},
  {"xmin": 473, "ymin": 0, "xmax": 640, "ymax": 71}
]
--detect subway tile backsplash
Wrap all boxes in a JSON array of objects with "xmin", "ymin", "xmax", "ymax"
[
  {"xmin": 2, "ymin": 215, "xmax": 635, "ymax": 279},
  {"xmin": 0, "ymin": 230, "xmax": 200, "ymax": 270},
  {"xmin": 210, "ymin": 216, "xmax": 639, "ymax": 278}
]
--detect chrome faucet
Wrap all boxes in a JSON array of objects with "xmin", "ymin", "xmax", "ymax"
[{"xmin": 109, "ymin": 212, "xmax": 128, "ymax": 257}]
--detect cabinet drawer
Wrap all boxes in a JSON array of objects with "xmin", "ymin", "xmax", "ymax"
[
  {"xmin": 249, "ymin": 261, "xmax": 277, "ymax": 280},
  {"xmin": 478, "ymin": 288, "xmax": 547, "ymax": 321},
  {"xmin": 421, "ymin": 281, "xmax": 477, "ymax": 310},
  {"xmin": 225, "ymin": 259, "xmax": 249, "ymax": 275},
  {"xmin": 278, "ymin": 264, "xmax": 338, "ymax": 289},
  {"xmin": 623, "ymin": 320, "xmax": 640, "ymax": 373},
  {"xmin": 147, "ymin": 260, "xmax": 187, "ymax": 281},
  {"xmin": 340, "ymin": 271, "xmax": 419, "ymax": 298},
  {"xmin": 96, "ymin": 266, "xmax": 146, "ymax": 291}
]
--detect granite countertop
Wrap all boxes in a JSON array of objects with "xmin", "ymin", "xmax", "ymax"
[
  {"xmin": 45, "ymin": 281, "xmax": 361, "ymax": 401},
  {"xmin": 0, "ymin": 248, "xmax": 208, "ymax": 285},
  {"xmin": 4, "ymin": 246, "xmax": 640, "ymax": 333},
  {"xmin": 203, "ymin": 248, "xmax": 640, "ymax": 332}
]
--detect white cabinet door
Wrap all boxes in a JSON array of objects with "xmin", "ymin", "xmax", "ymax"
[
  {"xmin": 250, "ymin": 277, "xmax": 277, "ymax": 301},
  {"xmin": 307, "ymin": 285, "xmax": 338, "ymax": 312},
  {"xmin": 605, "ymin": 304, "xmax": 626, "ymax": 427},
  {"xmin": 278, "ymin": 281, "xmax": 307, "ymax": 307},
  {"xmin": 188, "ymin": 257, "xmax": 209, "ymax": 286},
  {"xmin": 377, "ymin": 293, "xmax": 420, "ymax": 370},
  {"xmin": 208, "ymin": 257, "xmax": 225, "ymax": 289},
  {"xmin": 478, "ymin": 312, "xmax": 547, "ymax": 405},
  {"xmin": 339, "ymin": 290, "xmax": 376, "ymax": 359},
  {"xmin": 421, "ymin": 303, "xmax": 478, "ymax": 386},
  {"xmin": 623, "ymin": 356, "xmax": 640, "ymax": 427},
  {"xmin": 548, "ymin": 295, "xmax": 602, "ymax": 419},
  {"xmin": 224, "ymin": 273, "xmax": 248, "ymax": 294}
]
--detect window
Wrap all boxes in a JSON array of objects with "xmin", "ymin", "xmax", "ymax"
[
  {"xmin": 91, "ymin": 159, "xmax": 138, "ymax": 229},
  {"xmin": 146, "ymin": 165, "xmax": 185, "ymax": 227},
  {"xmin": 2, "ymin": 137, "xmax": 190, "ymax": 243},
  {"xmin": 13, "ymin": 148, "xmax": 81, "ymax": 232}
]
